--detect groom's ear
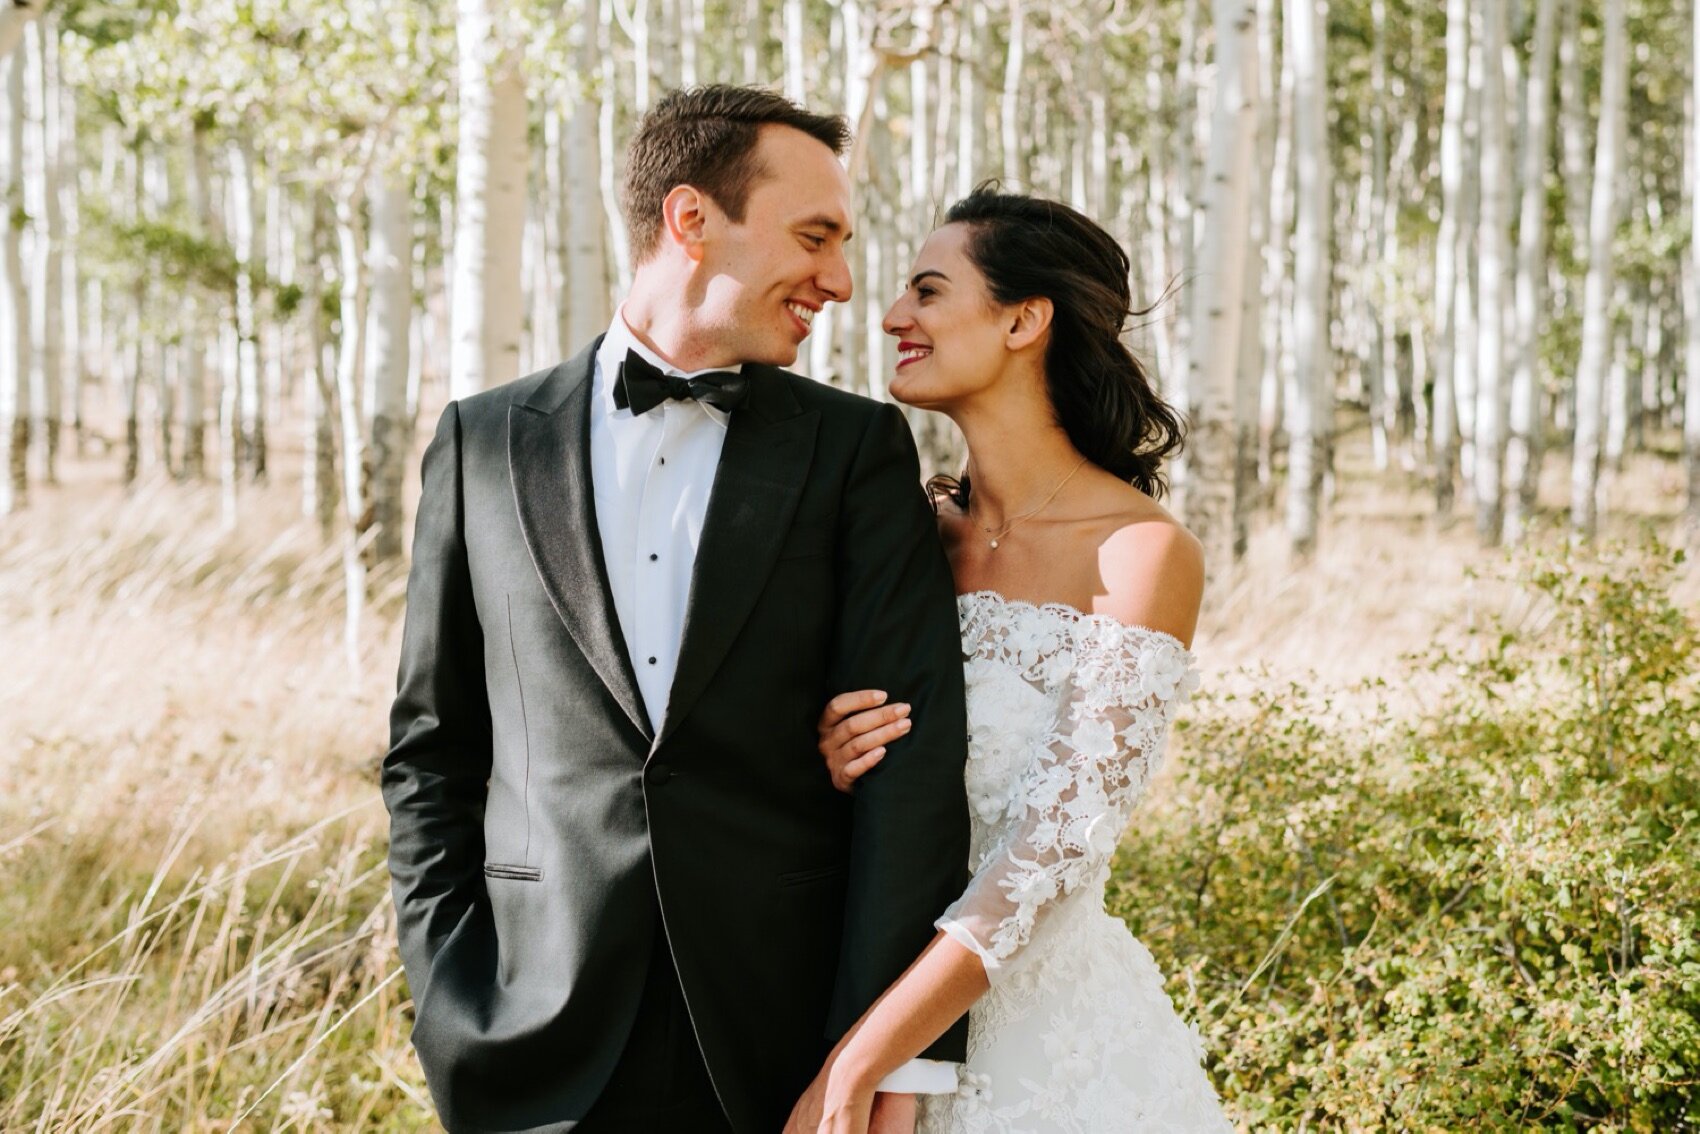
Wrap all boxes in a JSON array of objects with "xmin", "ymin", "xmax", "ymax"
[
  {"xmin": 661, "ymin": 185, "xmax": 710, "ymax": 262},
  {"xmin": 1005, "ymin": 297, "xmax": 1053, "ymax": 351}
]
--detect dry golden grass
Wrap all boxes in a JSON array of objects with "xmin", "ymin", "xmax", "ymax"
[{"xmin": 0, "ymin": 413, "xmax": 1692, "ymax": 1130}]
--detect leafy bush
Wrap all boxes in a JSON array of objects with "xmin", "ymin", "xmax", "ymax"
[{"xmin": 1113, "ymin": 541, "xmax": 1700, "ymax": 1131}]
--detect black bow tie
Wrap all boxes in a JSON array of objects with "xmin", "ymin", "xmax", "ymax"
[{"xmin": 613, "ymin": 350, "xmax": 750, "ymax": 416}]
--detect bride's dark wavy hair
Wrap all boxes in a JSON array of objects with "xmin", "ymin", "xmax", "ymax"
[{"xmin": 925, "ymin": 185, "xmax": 1185, "ymax": 510}]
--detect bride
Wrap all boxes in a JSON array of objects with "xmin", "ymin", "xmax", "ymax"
[{"xmin": 787, "ymin": 188, "xmax": 1232, "ymax": 1134}]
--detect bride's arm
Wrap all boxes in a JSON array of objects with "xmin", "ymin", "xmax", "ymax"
[{"xmin": 788, "ymin": 932, "xmax": 989, "ymax": 1133}]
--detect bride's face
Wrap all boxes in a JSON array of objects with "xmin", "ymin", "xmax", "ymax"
[{"xmin": 881, "ymin": 224, "xmax": 1017, "ymax": 411}]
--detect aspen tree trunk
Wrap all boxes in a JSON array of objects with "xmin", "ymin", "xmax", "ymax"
[
  {"xmin": 1432, "ymin": 0, "xmax": 1468, "ymax": 516},
  {"xmin": 1557, "ymin": 0, "xmax": 1589, "ymax": 248},
  {"xmin": 680, "ymin": 0, "xmax": 701, "ymax": 87},
  {"xmin": 908, "ymin": 0, "xmax": 934, "ymax": 235},
  {"xmin": 228, "ymin": 139, "xmax": 264, "ymax": 480},
  {"xmin": 1366, "ymin": 0, "xmax": 1397, "ymax": 472},
  {"xmin": 1570, "ymin": 0, "xmax": 1625, "ymax": 536},
  {"xmin": 740, "ymin": 0, "xmax": 759, "ymax": 84},
  {"xmin": 654, "ymin": 0, "xmax": 680, "ymax": 91},
  {"xmin": 628, "ymin": 0, "xmax": 652, "ymax": 112},
  {"xmin": 783, "ymin": 0, "xmax": 804, "ymax": 101},
  {"xmin": 954, "ymin": 1, "xmax": 984, "ymax": 199},
  {"xmin": 1186, "ymin": 0, "xmax": 1258, "ymax": 569},
  {"xmin": 451, "ymin": 0, "xmax": 528, "ymax": 400},
  {"xmin": 1686, "ymin": 0, "xmax": 1700, "ymax": 530},
  {"xmin": 599, "ymin": 0, "xmax": 632, "ymax": 293},
  {"xmin": 1260, "ymin": 8, "xmax": 1294, "ymax": 487},
  {"xmin": 0, "ymin": 49, "xmax": 23, "ymax": 513},
  {"xmin": 1166, "ymin": 0, "xmax": 1200, "ymax": 404},
  {"xmin": 561, "ymin": 0, "xmax": 610, "ymax": 352},
  {"xmin": 1081, "ymin": 42, "xmax": 1108, "ymax": 216},
  {"xmin": 1234, "ymin": 0, "xmax": 1277, "ymax": 556},
  {"xmin": 122, "ymin": 143, "xmax": 140, "ymax": 484},
  {"xmin": 1473, "ymin": 0, "xmax": 1510, "ymax": 544},
  {"xmin": 142, "ymin": 150, "xmax": 174, "ymax": 477},
  {"xmin": 834, "ymin": 0, "xmax": 868, "ymax": 390},
  {"xmin": 367, "ymin": 171, "xmax": 411, "ymax": 565},
  {"xmin": 1285, "ymin": 0, "xmax": 1328, "ymax": 556},
  {"xmin": 931, "ymin": 12, "xmax": 957, "ymax": 206},
  {"xmin": 1604, "ymin": 280, "xmax": 1631, "ymax": 470},
  {"xmin": 56, "ymin": 41, "xmax": 75, "ymax": 461},
  {"xmin": 181, "ymin": 128, "xmax": 212, "ymax": 480},
  {"xmin": 26, "ymin": 17, "xmax": 58, "ymax": 485},
  {"xmin": 1000, "ymin": 0, "xmax": 1024, "ymax": 185},
  {"xmin": 1506, "ymin": 0, "xmax": 1556, "ymax": 542},
  {"xmin": 334, "ymin": 184, "xmax": 369, "ymax": 673},
  {"xmin": 1453, "ymin": 18, "xmax": 1481, "ymax": 489},
  {"xmin": 864, "ymin": 82, "xmax": 892, "ymax": 403},
  {"xmin": 304, "ymin": 193, "xmax": 337, "ymax": 534}
]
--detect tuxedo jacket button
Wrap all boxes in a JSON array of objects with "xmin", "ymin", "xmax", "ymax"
[{"xmin": 645, "ymin": 763, "xmax": 673, "ymax": 786}]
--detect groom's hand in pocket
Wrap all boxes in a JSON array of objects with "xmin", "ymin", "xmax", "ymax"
[{"xmin": 818, "ymin": 689, "xmax": 913, "ymax": 792}]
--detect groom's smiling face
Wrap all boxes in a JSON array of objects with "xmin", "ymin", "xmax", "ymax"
[{"xmin": 692, "ymin": 125, "xmax": 855, "ymax": 367}]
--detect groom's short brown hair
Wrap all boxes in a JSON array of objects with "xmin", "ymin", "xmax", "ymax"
[{"xmin": 622, "ymin": 85, "xmax": 851, "ymax": 263}]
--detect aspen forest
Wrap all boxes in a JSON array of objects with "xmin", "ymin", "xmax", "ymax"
[{"xmin": 2, "ymin": 0, "xmax": 1699, "ymax": 1128}]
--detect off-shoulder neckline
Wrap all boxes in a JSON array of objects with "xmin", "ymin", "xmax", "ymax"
[{"xmin": 955, "ymin": 589, "xmax": 1193, "ymax": 654}]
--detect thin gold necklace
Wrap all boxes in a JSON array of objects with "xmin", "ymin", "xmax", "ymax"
[{"xmin": 971, "ymin": 456, "xmax": 1089, "ymax": 550}]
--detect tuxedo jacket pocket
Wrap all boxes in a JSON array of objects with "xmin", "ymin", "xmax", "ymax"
[
  {"xmin": 777, "ymin": 863, "xmax": 847, "ymax": 888},
  {"xmin": 483, "ymin": 863, "xmax": 543, "ymax": 882}
]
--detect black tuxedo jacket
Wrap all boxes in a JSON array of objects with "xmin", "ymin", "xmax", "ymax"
[{"xmin": 382, "ymin": 339, "xmax": 971, "ymax": 1133}]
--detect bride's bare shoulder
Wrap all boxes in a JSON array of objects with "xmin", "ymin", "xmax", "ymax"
[{"xmin": 1086, "ymin": 483, "xmax": 1204, "ymax": 647}]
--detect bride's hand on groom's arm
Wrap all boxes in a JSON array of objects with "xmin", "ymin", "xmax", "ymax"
[
  {"xmin": 783, "ymin": 1066, "xmax": 914, "ymax": 1134},
  {"xmin": 818, "ymin": 690, "xmax": 913, "ymax": 792}
]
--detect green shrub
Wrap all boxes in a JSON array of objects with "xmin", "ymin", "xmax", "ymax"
[{"xmin": 1113, "ymin": 541, "xmax": 1700, "ymax": 1132}]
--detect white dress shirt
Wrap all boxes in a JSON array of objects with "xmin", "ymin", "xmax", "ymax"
[{"xmin": 588, "ymin": 311, "xmax": 957, "ymax": 1096}]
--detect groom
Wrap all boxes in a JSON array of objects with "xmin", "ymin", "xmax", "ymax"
[{"xmin": 382, "ymin": 86, "xmax": 970, "ymax": 1133}]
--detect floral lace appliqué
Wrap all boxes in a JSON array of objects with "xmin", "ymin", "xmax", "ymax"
[{"xmin": 919, "ymin": 592, "xmax": 1230, "ymax": 1134}]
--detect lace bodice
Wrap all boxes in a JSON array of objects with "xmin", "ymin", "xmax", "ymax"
[
  {"xmin": 936, "ymin": 592, "xmax": 1200, "ymax": 979},
  {"xmin": 918, "ymin": 593, "xmax": 1229, "ymax": 1133}
]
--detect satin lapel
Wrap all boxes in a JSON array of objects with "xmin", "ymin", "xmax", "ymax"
[
  {"xmin": 659, "ymin": 375, "xmax": 820, "ymax": 746},
  {"xmin": 509, "ymin": 345, "xmax": 652, "ymax": 741}
]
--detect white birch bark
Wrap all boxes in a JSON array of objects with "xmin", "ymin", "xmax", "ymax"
[
  {"xmin": 1506, "ymin": 0, "xmax": 1556, "ymax": 541},
  {"xmin": 1557, "ymin": 0, "xmax": 1589, "ymax": 248},
  {"xmin": 1000, "ymin": 0, "xmax": 1024, "ymax": 185},
  {"xmin": 1186, "ymin": 0, "xmax": 1258, "ymax": 569},
  {"xmin": 451, "ymin": 0, "xmax": 528, "ymax": 399},
  {"xmin": 181, "ymin": 129, "xmax": 213, "ymax": 480},
  {"xmin": 1166, "ymin": 0, "xmax": 1200, "ymax": 405},
  {"xmin": 334, "ymin": 183, "xmax": 369, "ymax": 672},
  {"xmin": 954, "ymin": 0, "xmax": 983, "ymax": 199},
  {"xmin": 560, "ymin": 2, "xmax": 610, "ymax": 352},
  {"xmin": 1284, "ymin": 0, "xmax": 1328, "ymax": 556},
  {"xmin": 1432, "ymin": 0, "xmax": 1468, "ymax": 516},
  {"xmin": 599, "ymin": 0, "xmax": 632, "ymax": 293},
  {"xmin": 366, "ymin": 171, "xmax": 412, "ymax": 564},
  {"xmin": 1259, "ymin": 9, "xmax": 1294, "ymax": 485},
  {"xmin": 304, "ymin": 193, "xmax": 337, "ymax": 533},
  {"xmin": 1687, "ymin": 0, "xmax": 1700, "ymax": 530},
  {"xmin": 26, "ymin": 16, "xmax": 57, "ymax": 484},
  {"xmin": 55, "ymin": 30, "xmax": 74, "ymax": 458},
  {"xmin": 783, "ymin": 0, "xmax": 805, "ymax": 101},
  {"xmin": 0, "ymin": 48, "xmax": 23, "ymax": 512},
  {"xmin": 1473, "ymin": 0, "xmax": 1510, "ymax": 544},
  {"xmin": 1570, "ymin": 0, "xmax": 1625, "ymax": 535},
  {"xmin": 1233, "ymin": 0, "xmax": 1277, "ymax": 556},
  {"xmin": 227, "ymin": 139, "xmax": 263, "ymax": 480}
]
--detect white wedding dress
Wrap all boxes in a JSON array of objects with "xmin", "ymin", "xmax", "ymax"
[{"xmin": 917, "ymin": 592, "xmax": 1233, "ymax": 1134}]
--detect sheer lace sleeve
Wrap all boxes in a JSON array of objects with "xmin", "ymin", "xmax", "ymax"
[{"xmin": 937, "ymin": 612, "xmax": 1198, "ymax": 981}]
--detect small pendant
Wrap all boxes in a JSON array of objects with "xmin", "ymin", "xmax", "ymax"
[{"xmin": 988, "ymin": 539, "xmax": 999, "ymax": 550}]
